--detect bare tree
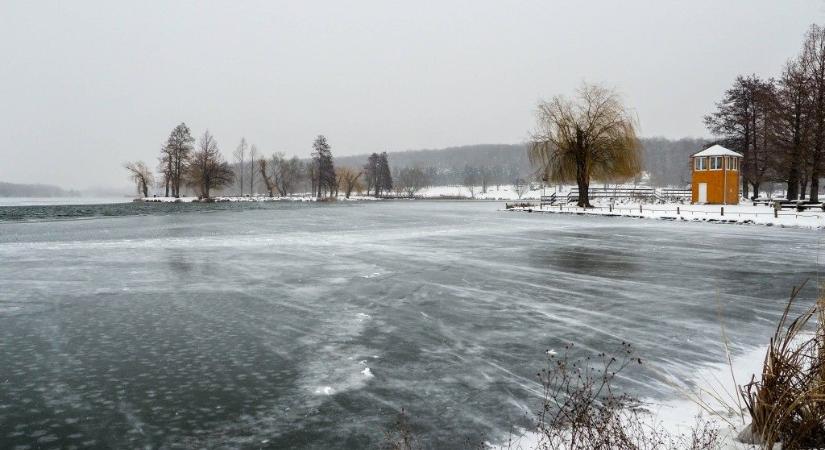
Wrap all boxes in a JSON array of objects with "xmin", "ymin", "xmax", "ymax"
[
  {"xmin": 513, "ymin": 177, "xmax": 530, "ymax": 199},
  {"xmin": 336, "ymin": 167, "xmax": 363, "ymax": 198},
  {"xmin": 395, "ymin": 167, "xmax": 429, "ymax": 198},
  {"xmin": 463, "ymin": 165, "xmax": 478, "ymax": 198},
  {"xmin": 187, "ymin": 130, "xmax": 234, "ymax": 199},
  {"xmin": 124, "ymin": 161, "xmax": 154, "ymax": 198},
  {"xmin": 162, "ymin": 123, "xmax": 195, "ymax": 198},
  {"xmin": 529, "ymin": 83, "xmax": 642, "ymax": 208},
  {"xmin": 265, "ymin": 154, "xmax": 302, "ymax": 197},
  {"xmin": 479, "ymin": 167, "xmax": 491, "ymax": 194},
  {"xmin": 258, "ymin": 158, "xmax": 276, "ymax": 197},
  {"xmin": 157, "ymin": 146, "xmax": 172, "ymax": 197},
  {"xmin": 249, "ymin": 145, "xmax": 258, "ymax": 196},
  {"xmin": 705, "ymin": 75, "xmax": 778, "ymax": 199},
  {"xmin": 800, "ymin": 24, "xmax": 825, "ymax": 202},
  {"xmin": 233, "ymin": 138, "xmax": 247, "ymax": 196},
  {"xmin": 306, "ymin": 159, "xmax": 318, "ymax": 197},
  {"xmin": 774, "ymin": 60, "xmax": 812, "ymax": 200}
]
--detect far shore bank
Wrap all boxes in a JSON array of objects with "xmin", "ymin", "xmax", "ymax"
[{"xmin": 506, "ymin": 202, "xmax": 825, "ymax": 230}]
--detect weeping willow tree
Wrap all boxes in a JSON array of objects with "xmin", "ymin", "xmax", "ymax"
[
  {"xmin": 124, "ymin": 161, "xmax": 154, "ymax": 198},
  {"xmin": 529, "ymin": 83, "xmax": 642, "ymax": 208}
]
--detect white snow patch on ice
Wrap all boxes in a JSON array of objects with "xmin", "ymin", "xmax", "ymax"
[
  {"xmin": 313, "ymin": 386, "xmax": 335, "ymax": 396},
  {"xmin": 361, "ymin": 272, "xmax": 383, "ymax": 279}
]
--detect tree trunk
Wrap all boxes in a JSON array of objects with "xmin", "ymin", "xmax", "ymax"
[
  {"xmin": 574, "ymin": 132, "xmax": 592, "ymax": 208},
  {"xmin": 741, "ymin": 173, "xmax": 749, "ymax": 200},
  {"xmin": 751, "ymin": 182, "xmax": 760, "ymax": 200},
  {"xmin": 786, "ymin": 165, "xmax": 800, "ymax": 201},
  {"xmin": 249, "ymin": 157, "xmax": 254, "ymax": 196},
  {"xmin": 576, "ymin": 175, "xmax": 590, "ymax": 208},
  {"xmin": 810, "ymin": 171, "xmax": 820, "ymax": 203},
  {"xmin": 800, "ymin": 176, "xmax": 808, "ymax": 200}
]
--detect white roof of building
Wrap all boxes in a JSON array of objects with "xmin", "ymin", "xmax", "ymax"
[{"xmin": 691, "ymin": 145, "xmax": 743, "ymax": 158}]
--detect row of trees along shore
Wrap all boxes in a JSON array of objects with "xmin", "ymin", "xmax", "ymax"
[
  {"xmin": 125, "ymin": 124, "xmax": 434, "ymax": 199},
  {"xmin": 529, "ymin": 23, "xmax": 825, "ymax": 207},
  {"xmin": 705, "ymin": 24, "xmax": 825, "ymax": 202}
]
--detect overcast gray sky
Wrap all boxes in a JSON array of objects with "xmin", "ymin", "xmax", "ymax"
[{"xmin": 1, "ymin": 1, "xmax": 823, "ymax": 189}]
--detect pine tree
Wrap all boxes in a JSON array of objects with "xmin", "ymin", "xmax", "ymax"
[
  {"xmin": 365, "ymin": 153, "xmax": 380, "ymax": 197},
  {"xmin": 378, "ymin": 152, "xmax": 392, "ymax": 196},
  {"xmin": 312, "ymin": 135, "xmax": 335, "ymax": 197}
]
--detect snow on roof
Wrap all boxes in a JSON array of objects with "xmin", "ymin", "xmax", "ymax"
[{"xmin": 691, "ymin": 145, "xmax": 743, "ymax": 158}]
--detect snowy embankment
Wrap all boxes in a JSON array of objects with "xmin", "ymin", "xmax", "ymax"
[
  {"xmin": 137, "ymin": 195, "xmax": 379, "ymax": 203},
  {"xmin": 497, "ymin": 344, "xmax": 767, "ymax": 450},
  {"xmin": 507, "ymin": 202, "xmax": 825, "ymax": 230},
  {"xmin": 416, "ymin": 184, "xmax": 545, "ymax": 200}
]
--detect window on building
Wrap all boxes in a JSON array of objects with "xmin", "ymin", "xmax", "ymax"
[
  {"xmin": 694, "ymin": 157, "xmax": 707, "ymax": 170},
  {"xmin": 709, "ymin": 156, "xmax": 723, "ymax": 170}
]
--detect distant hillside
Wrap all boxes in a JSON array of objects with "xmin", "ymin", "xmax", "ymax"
[
  {"xmin": 0, "ymin": 181, "xmax": 79, "ymax": 197},
  {"xmin": 334, "ymin": 137, "xmax": 708, "ymax": 187}
]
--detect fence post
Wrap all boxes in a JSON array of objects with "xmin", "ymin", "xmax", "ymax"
[{"xmin": 721, "ymin": 207, "xmax": 724, "ymax": 216}]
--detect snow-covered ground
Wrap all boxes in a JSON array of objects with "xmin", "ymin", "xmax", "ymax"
[
  {"xmin": 649, "ymin": 344, "xmax": 765, "ymax": 449},
  {"xmin": 139, "ymin": 195, "xmax": 379, "ymax": 202},
  {"xmin": 415, "ymin": 184, "xmax": 546, "ymax": 200},
  {"xmin": 509, "ymin": 202, "xmax": 825, "ymax": 230},
  {"xmin": 497, "ymin": 343, "xmax": 767, "ymax": 449}
]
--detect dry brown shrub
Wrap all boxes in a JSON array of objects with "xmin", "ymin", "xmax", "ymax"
[{"xmin": 740, "ymin": 283, "xmax": 825, "ymax": 449}]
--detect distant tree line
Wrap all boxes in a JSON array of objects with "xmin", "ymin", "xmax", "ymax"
[
  {"xmin": 705, "ymin": 24, "xmax": 825, "ymax": 201},
  {"xmin": 334, "ymin": 139, "xmax": 717, "ymax": 191},
  {"xmin": 126, "ymin": 126, "xmax": 421, "ymax": 199},
  {"xmin": 0, "ymin": 181, "xmax": 80, "ymax": 198},
  {"xmin": 124, "ymin": 128, "xmax": 741, "ymax": 200}
]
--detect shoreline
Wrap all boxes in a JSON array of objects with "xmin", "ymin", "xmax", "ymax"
[
  {"xmin": 494, "ymin": 344, "xmax": 768, "ymax": 449},
  {"xmin": 505, "ymin": 203, "xmax": 825, "ymax": 230}
]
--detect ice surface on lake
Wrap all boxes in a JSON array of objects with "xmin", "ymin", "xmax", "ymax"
[{"xmin": 0, "ymin": 200, "xmax": 821, "ymax": 449}]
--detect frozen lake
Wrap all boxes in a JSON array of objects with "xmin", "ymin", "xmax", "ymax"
[{"xmin": 0, "ymin": 200, "xmax": 821, "ymax": 449}]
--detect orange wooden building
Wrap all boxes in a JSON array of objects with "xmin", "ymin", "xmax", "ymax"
[{"xmin": 690, "ymin": 145, "xmax": 742, "ymax": 205}]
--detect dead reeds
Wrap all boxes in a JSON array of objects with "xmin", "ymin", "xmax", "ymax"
[{"xmin": 740, "ymin": 283, "xmax": 825, "ymax": 449}]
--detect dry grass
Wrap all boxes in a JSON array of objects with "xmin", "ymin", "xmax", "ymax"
[
  {"xmin": 532, "ymin": 342, "xmax": 720, "ymax": 450},
  {"xmin": 740, "ymin": 283, "xmax": 825, "ymax": 449}
]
